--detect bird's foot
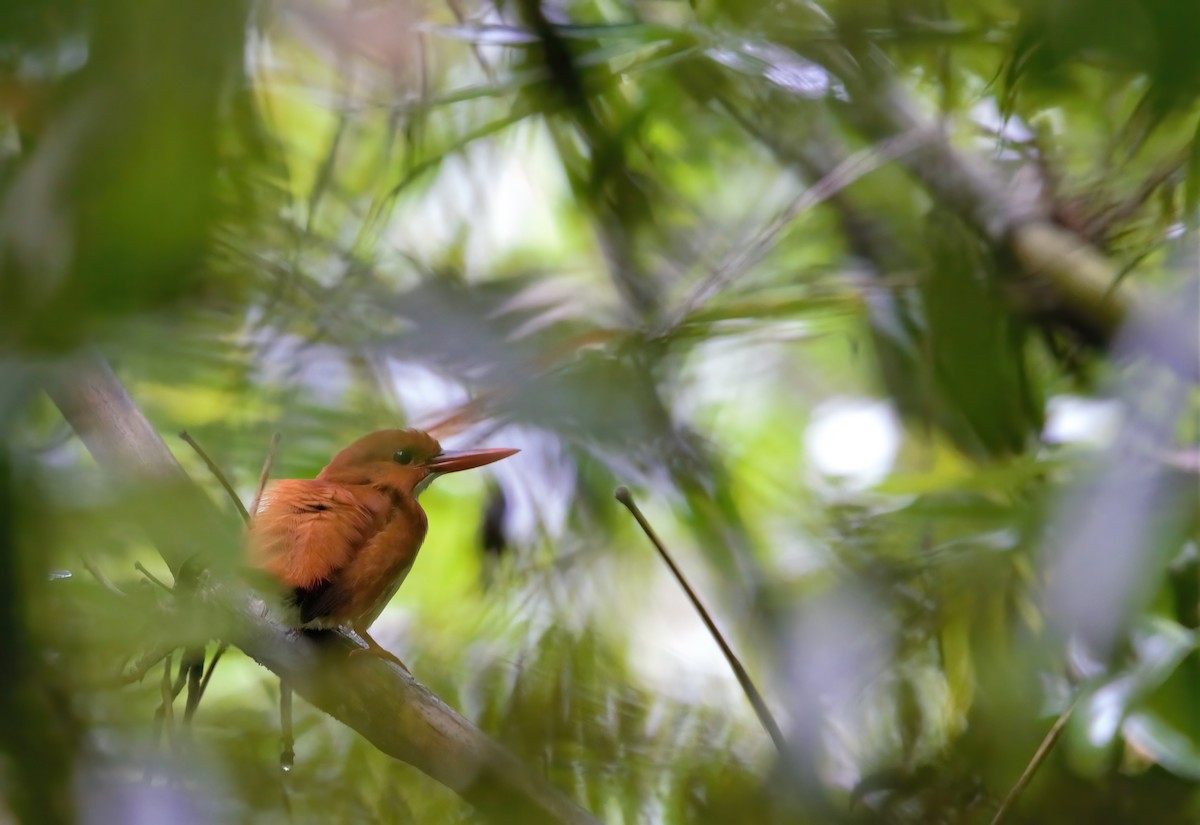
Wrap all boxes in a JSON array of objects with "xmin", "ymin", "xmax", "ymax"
[{"xmin": 349, "ymin": 627, "xmax": 410, "ymax": 673}]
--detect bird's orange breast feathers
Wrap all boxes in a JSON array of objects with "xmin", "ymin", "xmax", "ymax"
[{"xmin": 248, "ymin": 479, "xmax": 391, "ymax": 590}]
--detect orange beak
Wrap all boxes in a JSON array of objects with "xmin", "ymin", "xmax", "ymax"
[{"xmin": 426, "ymin": 447, "xmax": 519, "ymax": 474}]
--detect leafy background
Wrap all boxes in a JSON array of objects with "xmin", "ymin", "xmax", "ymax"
[{"xmin": 1, "ymin": 0, "xmax": 1197, "ymax": 823}]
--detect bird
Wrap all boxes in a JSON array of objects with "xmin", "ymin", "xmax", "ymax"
[{"xmin": 247, "ymin": 429, "xmax": 517, "ymax": 670}]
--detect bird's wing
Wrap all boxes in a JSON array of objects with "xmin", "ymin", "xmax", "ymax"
[{"xmin": 248, "ymin": 479, "xmax": 389, "ymax": 591}]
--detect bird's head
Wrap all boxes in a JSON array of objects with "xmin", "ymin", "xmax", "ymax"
[{"xmin": 317, "ymin": 429, "xmax": 518, "ymax": 496}]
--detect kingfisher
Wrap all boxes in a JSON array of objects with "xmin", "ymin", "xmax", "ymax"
[{"xmin": 248, "ymin": 429, "xmax": 517, "ymax": 668}]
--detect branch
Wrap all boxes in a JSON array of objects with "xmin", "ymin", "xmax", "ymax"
[
  {"xmin": 45, "ymin": 354, "xmax": 235, "ymax": 576},
  {"xmin": 180, "ymin": 430, "xmax": 250, "ymax": 523},
  {"xmin": 44, "ymin": 349, "xmax": 598, "ymax": 825},
  {"xmin": 991, "ymin": 698, "xmax": 1078, "ymax": 825},
  {"xmin": 709, "ymin": 48, "xmax": 1196, "ymax": 380},
  {"xmin": 615, "ymin": 487, "xmax": 787, "ymax": 755},
  {"xmin": 834, "ymin": 67, "xmax": 1197, "ymax": 377},
  {"xmin": 249, "ymin": 432, "xmax": 281, "ymax": 518}
]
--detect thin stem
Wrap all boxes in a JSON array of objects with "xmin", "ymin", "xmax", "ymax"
[
  {"xmin": 173, "ymin": 430, "xmax": 276, "ymax": 734},
  {"xmin": 250, "ymin": 433, "xmax": 282, "ymax": 520},
  {"xmin": 157, "ymin": 654, "xmax": 178, "ymax": 752},
  {"xmin": 279, "ymin": 677, "xmax": 295, "ymax": 815},
  {"xmin": 614, "ymin": 486, "xmax": 787, "ymax": 755},
  {"xmin": 148, "ymin": 654, "xmax": 190, "ymax": 782},
  {"xmin": 280, "ymin": 678, "xmax": 295, "ymax": 772},
  {"xmin": 180, "ymin": 430, "xmax": 250, "ymax": 523},
  {"xmin": 115, "ymin": 645, "xmax": 173, "ymax": 686},
  {"xmin": 445, "ymin": 0, "xmax": 496, "ymax": 81},
  {"xmin": 181, "ymin": 646, "xmax": 206, "ymax": 726},
  {"xmin": 134, "ymin": 561, "xmax": 174, "ymax": 594},
  {"xmin": 180, "ymin": 643, "xmax": 227, "ymax": 727},
  {"xmin": 194, "ymin": 643, "xmax": 228, "ymax": 707},
  {"xmin": 172, "ymin": 430, "xmax": 276, "ymax": 735},
  {"xmin": 79, "ymin": 555, "xmax": 125, "ymax": 596},
  {"xmin": 991, "ymin": 697, "xmax": 1079, "ymax": 825},
  {"xmin": 669, "ymin": 127, "xmax": 930, "ymax": 330}
]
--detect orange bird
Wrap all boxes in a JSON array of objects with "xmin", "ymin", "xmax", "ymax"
[{"xmin": 248, "ymin": 429, "xmax": 517, "ymax": 669}]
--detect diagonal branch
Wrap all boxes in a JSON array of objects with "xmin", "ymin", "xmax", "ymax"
[
  {"xmin": 44, "ymin": 349, "xmax": 598, "ymax": 825},
  {"xmin": 829, "ymin": 63, "xmax": 1197, "ymax": 378},
  {"xmin": 700, "ymin": 39, "xmax": 1195, "ymax": 380}
]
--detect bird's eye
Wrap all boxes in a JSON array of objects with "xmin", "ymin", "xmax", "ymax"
[{"xmin": 392, "ymin": 449, "xmax": 416, "ymax": 465}]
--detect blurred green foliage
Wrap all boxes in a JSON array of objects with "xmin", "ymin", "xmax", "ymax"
[{"xmin": 1, "ymin": 0, "xmax": 1197, "ymax": 823}]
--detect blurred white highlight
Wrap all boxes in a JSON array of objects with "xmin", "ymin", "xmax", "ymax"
[
  {"xmin": 805, "ymin": 398, "xmax": 900, "ymax": 491},
  {"xmin": 1043, "ymin": 395, "xmax": 1121, "ymax": 447}
]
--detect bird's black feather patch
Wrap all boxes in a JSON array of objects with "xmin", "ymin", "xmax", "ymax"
[{"xmin": 291, "ymin": 579, "xmax": 350, "ymax": 626}]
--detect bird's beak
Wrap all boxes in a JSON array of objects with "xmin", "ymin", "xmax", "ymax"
[{"xmin": 425, "ymin": 447, "xmax": 519, "ymax": 474}]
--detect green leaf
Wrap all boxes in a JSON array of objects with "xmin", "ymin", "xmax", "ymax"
[
  {"xmin": 921, "ymin": 208, "xmax": 1043, "ymax": 457},
  {"xmin": 1123, "ymin": 711, "xmax": 1200, "ymax": 781},
  {"xmin": 1066, "ymin": 618, "xmax": 1197, "ymax": 778}
]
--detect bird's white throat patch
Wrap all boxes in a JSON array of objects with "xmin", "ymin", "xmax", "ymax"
[{"xmin": 413, "ymin": 472, "xmax": 440, "ymax": 497}]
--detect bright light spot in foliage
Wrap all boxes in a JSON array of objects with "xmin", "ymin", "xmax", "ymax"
[
  {"xmin": 1044, "ymin": 395, "xmax": 1121, "ymax": 447},
  {"xmin": 805, "ymin": 397, "xmax": 900, "ymax": 491}
]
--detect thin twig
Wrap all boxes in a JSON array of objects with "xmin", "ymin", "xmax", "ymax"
[
  {"xmin": 157, "ymin": 654, "xmax": 178, "ymax": 752},
  {"xmin": 79, "ymin": 555, "xmax": 125, "ymax": 596},
  {"xmin": 194, "ymin": 642, "xmax": 228, "ymax": 708},
  {"xmin": 179, "ymin": 642, "xmax": 227, "ymax": 725},
  {"xmin": 668, "ymin": 127, "xmax": 931, "ymax": 330},
  {"xmin": 614, "ymin": 486, "xmax": 788, "ymax": 755},
  {"xmin": 169, "ymin": 432, "xmax": 274, "ymax": 737},
  {"xmin": 181, "ymin": 646, "xmax": 206, "ymax": 727},
  {"xmin": 445, "ymin": 0, "xmax": 496, "ymax": 82},
  {"xmin": 147, "ymin": 654, "xmax": 190, "ymax": 780},
  {"xmin": 180, "ymin": 430, "xmax": 250, "ymax": 523},
  {"xmin": 991, "ymin": 697, "xmax": 1079, "ymax": 825},
  {"xmin": 280, "ymin": 678, "xmax": 295, "ymax": 772},
  {"xmin": 250, "ymin": 433, "xmax": 282, "ymax": 520},
  {"xmin": 135, "ymin": 561, "xmax": 174, "ymax": 594},
  {"xmin": 173, "ymin": 430, "xmax": 276, "ymax": 735},
  {"xmin": 280, "ymin": 677, "xmax": 295, "ymax": 815},
  {"xmin": 115, "ymin": 645, "xmax": 173, "ymax": 686},
  {"xmin": 174, "ymin": 429, "xmax": 276, "ymax": 732}
]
